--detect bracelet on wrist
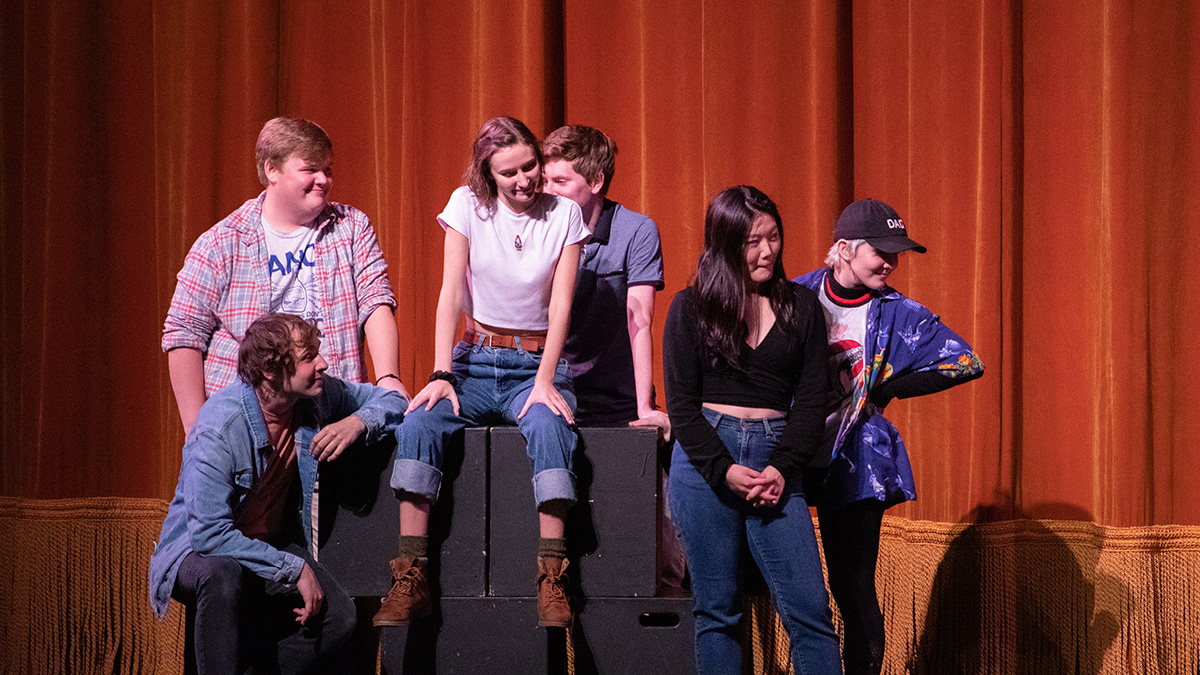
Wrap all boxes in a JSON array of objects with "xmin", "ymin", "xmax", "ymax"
[
  {"xmin": 429, "ymin": 370, "xmax": 458, "ymax": 386},
  {"xmin": 375, "ymin": 373, "xmax": 400, "ymax": 385}
]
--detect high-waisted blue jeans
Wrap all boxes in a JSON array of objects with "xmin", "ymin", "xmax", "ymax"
[
  {"xmin": 391, "ymin": 339, "xmax": 578, "ymax": 507},
  {"xmin": 669, "ymin": 407, "xmax": 841, "ymax": 675}
]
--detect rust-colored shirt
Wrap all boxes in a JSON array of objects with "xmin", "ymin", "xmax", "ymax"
[{"xmin": 233, "ymin": 421, "xmax": 299, "ymax": 546}]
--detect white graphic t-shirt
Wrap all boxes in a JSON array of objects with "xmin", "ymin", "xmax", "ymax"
[
  {"xmin": 263, "ymin": 218, "xmax": 324, "ymax": 330},
  {"xmin": 817, "ymin": 284, "xmax": 870, "ymax": 450}
]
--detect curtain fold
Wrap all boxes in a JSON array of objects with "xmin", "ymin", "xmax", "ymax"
[{"xmin": 2, "ymin": 0, "xmax": 1198, "ymax": 527}]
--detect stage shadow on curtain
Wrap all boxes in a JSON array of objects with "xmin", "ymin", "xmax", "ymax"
[{"xmin": 909, "ymin": 497, "xmax": 1124, "ymax": 674}]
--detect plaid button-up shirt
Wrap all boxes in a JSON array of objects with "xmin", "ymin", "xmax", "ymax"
[{"xmin": 163, "ymin": 193, "xmax": 396, "ymax": 392}]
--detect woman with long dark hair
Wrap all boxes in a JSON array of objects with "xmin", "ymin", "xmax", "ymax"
[
  {"xmin": 664, "ymin": 185, "xmax": 841, "ymax": 673},
  {"xmin": 373, "ymin": 116, "xmax": 589, "ymax": 629}
]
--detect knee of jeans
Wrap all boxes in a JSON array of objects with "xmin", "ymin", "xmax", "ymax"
[
  {"xmin": 198, "ymin": 557, "xmax": 243, "ymax": 603},
  {"xmin": 519, "ymin": 409, "xmax": 575, "ymax": 451},
  {"xmin": 399, "ymin": 403, "xmax": 455, "ymax": 443},
  {"xmin": 694, "ymin": 593, "xmax": 742, "ymax": 629},
  {"xmin": 517, "ymin": 401, "xmax": 570, "ymax": 427},
  {"xmin": 519, "ymin": 408, "xmax": 575, "ymax": 447}
]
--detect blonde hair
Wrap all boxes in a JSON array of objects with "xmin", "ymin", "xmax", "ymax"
[
  {"xmin": 825, "ymin": 239, "xmax": 867, "ymax": 268},
  {"xmin": 255, "ymin": 118, "xmax": 333, "ymax": 187}
]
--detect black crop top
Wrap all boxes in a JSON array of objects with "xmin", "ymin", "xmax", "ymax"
[{"xmin": 663, "ymin": 284, "xmax": 829, "ymax": 491}]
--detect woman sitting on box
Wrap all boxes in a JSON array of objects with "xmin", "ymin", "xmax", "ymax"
[{"xmin": 372, "ymin": 116, "xmax": 589, "ymax": 629}]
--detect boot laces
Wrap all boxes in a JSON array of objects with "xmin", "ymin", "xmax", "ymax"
[
  {"xmin": 397, "ymin": 565, "xmax": 422, "ymax": 594},
  {"xmin": 541, "ymin": 571, "xmax": 567, "ymax": 601},
  {"xmin": 383, "ymin": 564, "xmax": 422, "ymax": 604}
]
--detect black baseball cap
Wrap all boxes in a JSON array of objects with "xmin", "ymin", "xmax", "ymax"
[{"xmin": 833, "ymin": 198, "xmax": 927, "ymax": 254}]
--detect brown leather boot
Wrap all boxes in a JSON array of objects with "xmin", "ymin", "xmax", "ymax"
[
  {"xmin": 372, "ymin": 556, "xmax": 431, "ymax": 626},
  {"xmin": 536, "ymin": 556, "xmax": 572, "ymax": 628}
]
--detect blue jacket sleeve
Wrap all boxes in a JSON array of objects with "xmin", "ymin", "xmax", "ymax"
[
  {"xmin": 324, "ymin": 377, "xmax": 406, "ymax": 441},
  {"xmin": 870, "ymin": 297, "xmax": 984, "ymax": 407}
]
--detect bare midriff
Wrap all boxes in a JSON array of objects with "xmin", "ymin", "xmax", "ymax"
[
  {"xmin": 465, "ymin": 317, "xmax": 548, "ymax": 338},
  {"xmin": 702, "ymin": 403, "xmax": 786, "ymax": 419}
]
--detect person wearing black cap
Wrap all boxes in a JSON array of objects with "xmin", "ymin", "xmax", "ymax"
[{"xmin": 794, "ymin": 198, "xmax": 984, "ymax": 675}]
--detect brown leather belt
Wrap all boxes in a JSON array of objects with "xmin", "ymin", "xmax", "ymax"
[{"xmin": 463, "ymin": 329, "xmax": 545, "ymax": 352}]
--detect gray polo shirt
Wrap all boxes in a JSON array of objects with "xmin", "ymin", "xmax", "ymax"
[{"xmin": 563, "ymin": 199, "xmax": 664, "ymax": 425}]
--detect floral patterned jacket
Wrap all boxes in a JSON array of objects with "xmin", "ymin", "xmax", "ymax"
[{"xmin": 795, "ymin": 268, "xmax": 984, "ymax": 509}]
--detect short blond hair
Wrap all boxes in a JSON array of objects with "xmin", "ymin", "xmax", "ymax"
[
  {"xmin": 825, "ymin": 239, "xmax": 867, "ymax": 267},
  {"xmin": 255, "ymin": 118, "xmax": 333, "ymax": 187}
]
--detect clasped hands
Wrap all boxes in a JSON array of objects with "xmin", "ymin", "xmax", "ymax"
[{"xmin": 725, "ymin": 464, "xmax": 785, "ymax": 508}]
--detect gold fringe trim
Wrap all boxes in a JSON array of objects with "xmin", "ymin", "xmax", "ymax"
[
  {"xmin": 4, "ymin": 500, "xmax": 1199, "ymax": 674},
  {"xmin": 0, "ymin": 498, "xmax": 184, "ymax": 675},
  {"xmin": 749, "ymin": 515, "xmax": 1200, "ymax": 674}
]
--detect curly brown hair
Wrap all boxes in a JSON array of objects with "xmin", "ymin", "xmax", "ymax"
[{"xmin": 238, "ymin": 313, "xmax": 321, "ymax": 388}]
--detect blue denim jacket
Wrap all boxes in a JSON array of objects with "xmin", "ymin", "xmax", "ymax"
[
  {"xmin": 795, "ymin": 268, "xmax": 984, "ymax": 509},
  {"xmin": 148, "ymin": 377, "xmax": 404, "ymax": 617}
]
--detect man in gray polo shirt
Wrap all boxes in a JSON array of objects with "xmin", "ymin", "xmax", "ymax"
[{"xmin": 542, "ymin": 125, "xmax": 669, "ymax": 440}]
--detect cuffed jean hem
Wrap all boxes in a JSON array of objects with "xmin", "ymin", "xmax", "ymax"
[
  {"xmin": 531, "ymin": 468, "xmax": 576, "ymax": 506},
  {"xmin": 390, "ymin": 458, "xmax": 443, "ymax": 503}
]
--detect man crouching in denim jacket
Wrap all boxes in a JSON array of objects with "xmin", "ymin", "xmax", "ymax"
[{"xmin": 149, "ymin": 312, "xmax": 405, "ymax": 674}]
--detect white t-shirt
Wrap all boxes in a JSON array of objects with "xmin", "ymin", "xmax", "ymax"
[
  {"xmin": 438, "ymin": 186, "xmax": 589, "ymax": 331},
  {"xmin": 263, "ymin": 218, "xmax": 324, "ymax": 329},
  {"xmin": 817, "ymin": 283, "xmax": 869, "ymax": 450}
]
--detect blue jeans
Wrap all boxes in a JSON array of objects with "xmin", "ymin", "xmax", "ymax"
[
  {"xmin": 669, "ymin": 408, "xmax": 841, "ymax": 675},
  {"xmin": 391, "ymin": 339, "xmax": 578, "ymax": 506}
]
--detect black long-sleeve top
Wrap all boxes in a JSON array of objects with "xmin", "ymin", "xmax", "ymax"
[{"xmin": 663, "ymin": 284, "xmax": 829, "ymax": 492}]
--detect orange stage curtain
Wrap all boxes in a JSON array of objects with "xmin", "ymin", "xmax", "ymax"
[{"xmin": 3, "ymin": 0, "xmax": 1199, "ymax": 529}]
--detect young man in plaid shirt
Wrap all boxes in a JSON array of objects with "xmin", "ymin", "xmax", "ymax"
[{"xmin": 164, "ymin": 117, "xmax": 409, "ymax": 434}]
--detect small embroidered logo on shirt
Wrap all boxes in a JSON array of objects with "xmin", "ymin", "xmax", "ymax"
[{"xmin": 514, "ymin": 235, "xmax": 523, "ymax": 251}]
